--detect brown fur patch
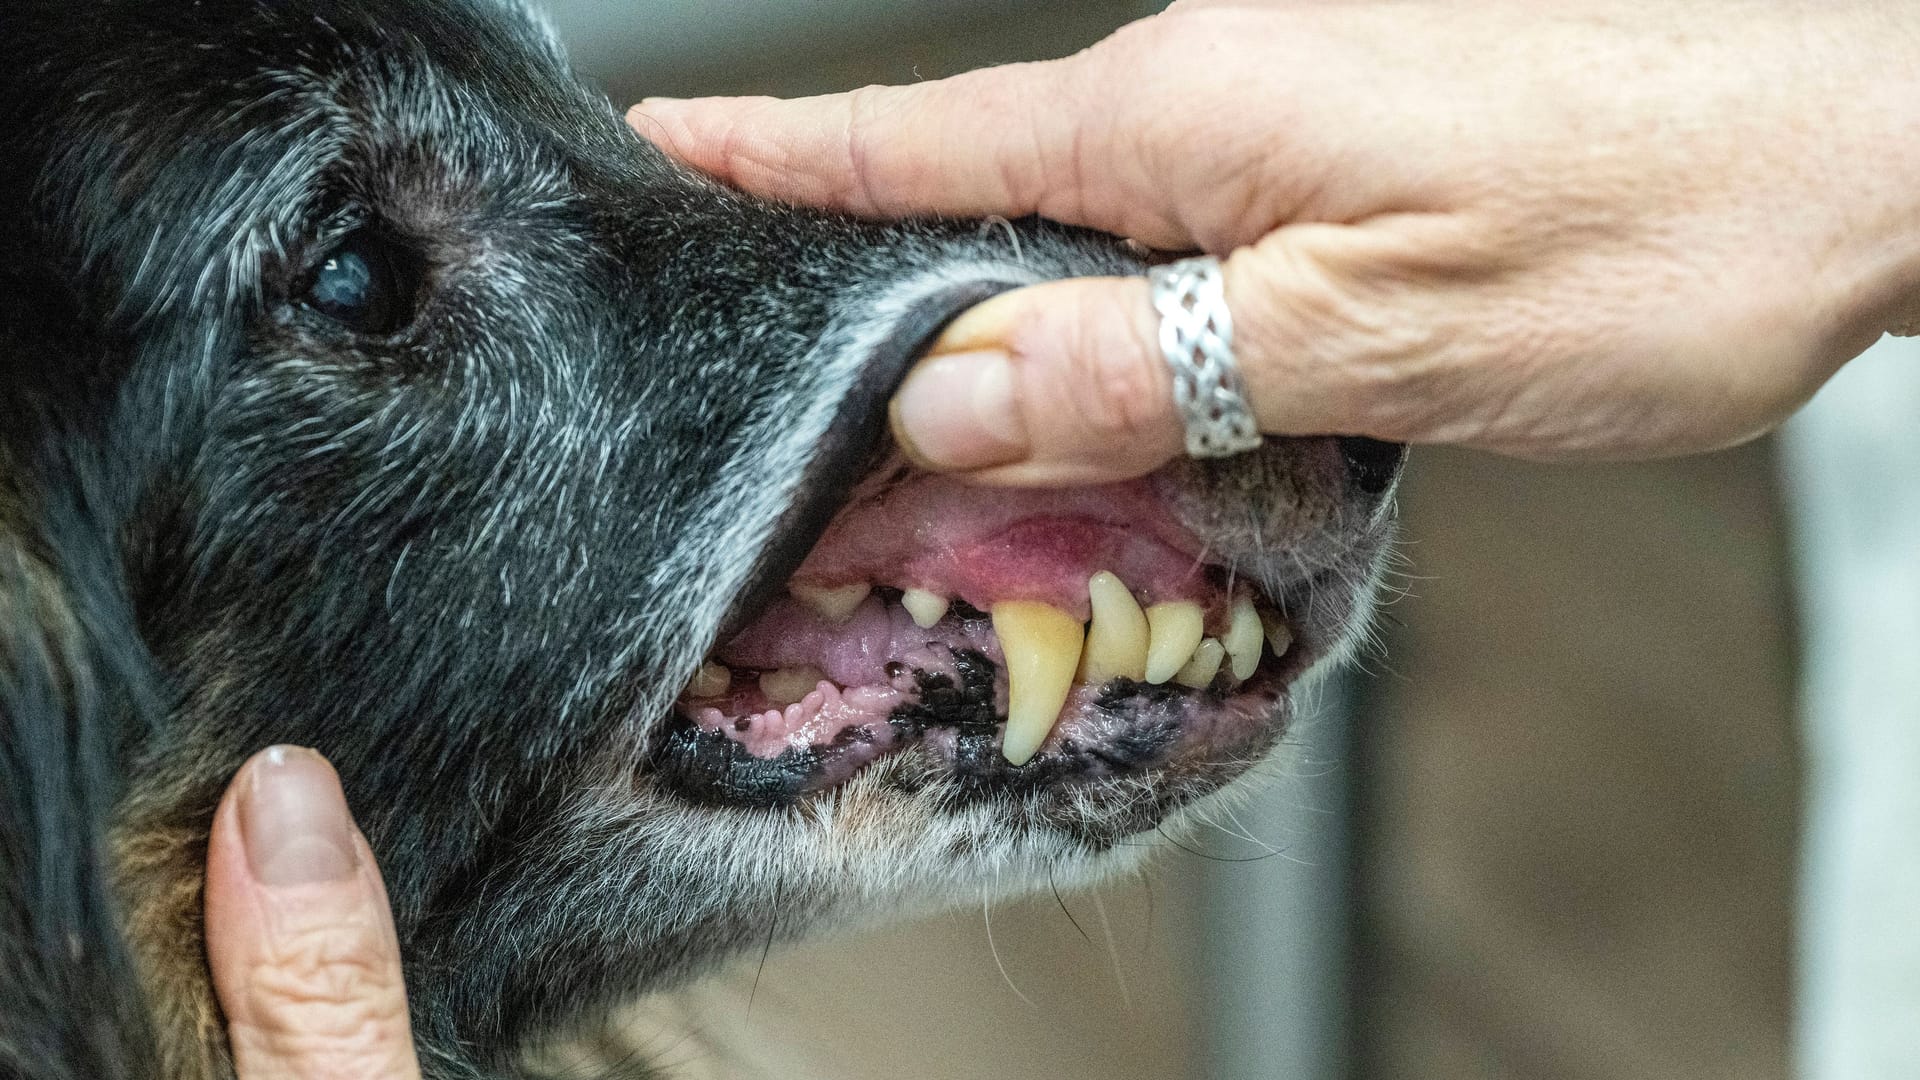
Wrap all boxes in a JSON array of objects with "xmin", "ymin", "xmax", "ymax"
[
  {"xmin": 112, "ymin": 811, "xmax": 231, "ymax": 1080},
  {"xmin": 0, "ymin": 477, "xmax": 85, "ymax": 695},
  {"xmin": 6, "ymin": 461, "xmax": 230, "ymax": 1075}
]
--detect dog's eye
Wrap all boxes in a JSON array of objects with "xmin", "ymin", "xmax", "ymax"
[{"xmin": 302, "ymin": 234, "xmax": 414, "ymax": 334}]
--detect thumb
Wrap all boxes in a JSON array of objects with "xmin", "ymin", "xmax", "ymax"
[
  {"xmin": 890, "ymin": 232, "xmax": 1400, "ymax": 485},
  {"xmin": 205, "ymin": 746, "xmax": 422, "ymax": 1080},
  {"xmin": 891, "ymin": 276, "xmax": 1182, "ymax": 486}
]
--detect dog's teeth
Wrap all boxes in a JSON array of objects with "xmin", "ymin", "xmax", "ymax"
[
  {"xmin": 760, "ymin": 665, "xmax": 826, "ymax": 707},
  {"xmin": 1173, "ymin": 638, "xmax": 1226, "ymax": 689},
  {"xmin": 1222, "ymin": 597, "xmax": 1265, "ymax": 683},
  {"xmin": 1261, "ymin": 613, "xmax": 1295, "ymax": 659},
  {"xmin": 686, "ymin": 662, "xmax": 732, "ymax": 698},
  {"xmin": 991, "ymin": 601, "xmax": 1084, "ymax": 766},
  {"xmin": 1143, "ymin": 601, "xmax": 1205, "ymax": 684},
  {"xmin": 901, "ymin": 588, "xmax": 950, "ymax": 629},
  {"xmin": 1079, "ymin": 571, "xmax": 1149, "ymax": 684},
  {"xmin": 791, "ymin": 583, "xmax": 870, "ymax": 623}
]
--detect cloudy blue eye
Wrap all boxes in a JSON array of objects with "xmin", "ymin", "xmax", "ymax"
[{"xmin": 303, "ymin": 233, "xmax": 412, "ymax": 334}]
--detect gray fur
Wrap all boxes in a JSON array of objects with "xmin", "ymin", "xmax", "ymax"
[{"xmin": 0, "ymin": 1, "xmax": 1401, "ymax": 1077}]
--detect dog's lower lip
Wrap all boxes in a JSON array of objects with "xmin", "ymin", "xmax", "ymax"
[
  {"xmin": 648, "ymin": 649, "xmax": 1306, "ymax": 807},
  {"xmin": 649, "ymin": 565, "xmax": 1314, "ymax": 806}
]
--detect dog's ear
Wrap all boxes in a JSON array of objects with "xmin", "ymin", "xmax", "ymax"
[{"xmin": 0, "ymin": 417, "xmax": 163, "ymax": 1077}]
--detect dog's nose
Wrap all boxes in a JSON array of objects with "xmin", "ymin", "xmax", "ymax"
[{"xmin": 1337, "ymin": 436, "xmax": 1407, "ymax": 497}]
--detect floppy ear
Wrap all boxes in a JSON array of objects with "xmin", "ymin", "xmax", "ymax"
[{"xmin": 0, "ymin": 420, "xmax": 163, "ymax": 1077}]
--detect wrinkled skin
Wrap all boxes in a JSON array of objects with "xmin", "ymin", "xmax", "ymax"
[{"xmin": 0, "ymin": 2, "xmax": 1399, "ymax": 1077}]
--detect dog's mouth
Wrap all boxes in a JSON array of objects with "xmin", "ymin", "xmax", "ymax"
[
  {"xmin": 639, "ymin": 279, "xmax": 1383, "ymax": 814},
  {"xmin": 650, "ymin": 460, "xmax": 1320, "ymax": 807}
]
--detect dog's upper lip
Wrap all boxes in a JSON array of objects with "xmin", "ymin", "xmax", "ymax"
[{"xmin": 715, "ymin": 280, "xmax": 1028, "ymax": 643}]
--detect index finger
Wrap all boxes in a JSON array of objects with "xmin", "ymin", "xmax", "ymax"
[{"xmin": 626, "ymin": 49, "xmax": 1198, "ymax": 250}]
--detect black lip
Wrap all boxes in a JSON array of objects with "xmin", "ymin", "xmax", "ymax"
[
  {"xmin": 713, "ymin": 279, "xmax": 1025, "ymax": 644},
  {"xmin": 649, "ymin": 659, "xmax": 1296, "ymax": 809}
]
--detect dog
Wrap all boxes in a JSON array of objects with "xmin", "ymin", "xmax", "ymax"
[{"xmin": 0, "ymin": 1, "xmax": 1405, "ymax": 1076}]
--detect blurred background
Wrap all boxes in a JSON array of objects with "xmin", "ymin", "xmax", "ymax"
[{"xmin": 538, "ymin": 3, "xmax": 1815, "ymax": 1077}]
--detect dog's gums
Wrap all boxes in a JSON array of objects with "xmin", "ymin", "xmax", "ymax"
[{"xmin": 653, "ymin": 456, "xmax": 1333, "ymax": 804}]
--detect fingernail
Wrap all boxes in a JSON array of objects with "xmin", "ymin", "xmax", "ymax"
[
  {"xmin": 239, "ymin": 746, "xmax": 359, "ymax": 888},
  {"xmin": 890, "ymin": 350, "xmax": 1029, "ymax": 470},
  {"xmin": 926, "ymin": 290, "xmax": 1022, "ymax": 357}
]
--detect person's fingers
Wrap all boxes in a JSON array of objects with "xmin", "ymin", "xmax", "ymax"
[
  {"xmin": 890, "ymin": 276, "xmax": 1184, "ymax": 486},
  {"xmin": 205, "ymin": 746, "xmax": 422, "ymax": 1080},
  {"xmin": 888, "ymin": 240, "xmax": 1342, "ymax": 485},
  {"xmin": 628, "ymin": 62, "xmax": 1145, "ymax": 233},
  {"xmin": 627, "ymin": 41, "xmax": 1205, "ymax": 250},
  {"xmin": 898, "ymin": 272, "xmax": 1182, "ymax": 484},
  {"xmin": 889, "ymin": 216, "xmax": 1539, "ymax": 484}
]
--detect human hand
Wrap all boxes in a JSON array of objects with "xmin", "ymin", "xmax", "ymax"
[
  {"xmin": 205, "ymin": 746, "xmax": 422, "ymax": 1079},
  {"xmin": 631, "ymin": 0, "xmax": 1920, "ymax": 483}
]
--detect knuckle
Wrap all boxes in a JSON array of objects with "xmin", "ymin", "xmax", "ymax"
[
  {"xmin": 841, "ymin": 84, "xmax": 922, "ymax": 213},
  {"xmin": 839, "ymin": 84, "xmax": 888, "ymax": 196},
  {"xmin": 1234, "ymin": 237, "xmax": 1456, "ymax": 436},
  {"xmin": 711, "ymin": 104, "xmax": 774, "ymax": 178},
  {"xmin": 1076, "ymin": 348, "xmax": 1167, "ymax": 442},
  {"xmin": 1092, "ymin": 13, "xmax": 1165, "ymax": 66},
  {"xmin": 1044, "ymin": 289, "xmax": 1171, "ymax": 442},
  {"xmin": 247, "ymin": 921, "xmax": 405, "ymax": 1036},
  {"xmin": 1254, "ymin": 241, "xmax": 1434, "ymax": 364}
]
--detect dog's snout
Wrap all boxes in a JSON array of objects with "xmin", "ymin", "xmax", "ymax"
[{"xmin": 1337, "ymin": 436, "xmax": 1406, "ymax": 497}]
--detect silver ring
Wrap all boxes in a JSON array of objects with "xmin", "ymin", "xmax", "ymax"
[{"xmin": 1148, "ymin": 256, "xmax": 1263, "ymax": 458}]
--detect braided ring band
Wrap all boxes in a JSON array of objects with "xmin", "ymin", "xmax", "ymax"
[{"xmin": 1148, "ymin": 256, "xmax": 1264, "ymax": 458}]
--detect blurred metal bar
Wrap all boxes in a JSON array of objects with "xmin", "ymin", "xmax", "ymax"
[{"xmin": 1194, "ymin": 676, "xmax": 1354, "ymax": 1080}]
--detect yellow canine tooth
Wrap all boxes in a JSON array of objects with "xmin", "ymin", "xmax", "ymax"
[
  {"xmin": 791, "ymin": 583, "xmax": 870, "ymax": 623},
  {"xmin": 1078, "ymin": 571, "xmax": 1149, "ymax": 684},
  {"xmin": 1143, "ymin": 601, "xmax": 1205, "ymax": 684},
  {"xmin": 991, "ymin": 601, "xmax": 1084, "ymax": 766},
  {"xmin": 687, "ymin": 661, "xmax": 732, "ymax": 698},
  {"xmin": 901, "ymin": 588, "xmax": 950, "ymax": 629},
  {"xmin": 1261, "ymin": 612, "xmax": 1295, "ymax": 658},
  {"xmin": 760, "ymin": 665, "xmax": 825, "ymax": 707},
  {"xmin": 1222, "ymin": 597, "xmax": 1265, "ymax": 683},
  {"xmin": 1173, "ymin": 638, "xmax": 1226, "ymax": 689}
]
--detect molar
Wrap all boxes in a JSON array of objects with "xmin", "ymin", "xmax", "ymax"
[
  {"xmin": 791, "ymin": 582, "xmax": 870, "ymax": 623},
  {"xmin": 760, "ymin": 665, "xmax": 826, "ymax": 707},
  {"xmin": 686, "ymin": 661, "xmax": 731, "ymax": 698},
  {"xmin": 1222, "ymin": 597, "xmax": 1265, "ymax": 683},
  {"xmin": 1173, "ymin": 638, "xmax": 1226, "ymax": 689},
  {"xmin": 901, "ymin": 587, "xmax": 951, "ymax": 629}
]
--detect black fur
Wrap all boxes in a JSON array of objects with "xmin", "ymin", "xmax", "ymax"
[{"xmin": 1, "ymin": 2, "xmax": 1400, "ymax": 1077}]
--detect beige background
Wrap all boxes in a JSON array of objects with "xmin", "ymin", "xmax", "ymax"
[{"xmin": 1356, "ymin": 444, "xmax": 1798, "ymax": 1080}]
